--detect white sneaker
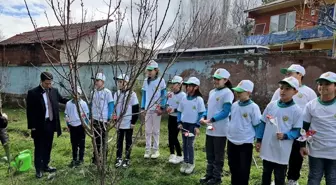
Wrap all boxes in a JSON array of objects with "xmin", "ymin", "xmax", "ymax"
[
  {"xmin": 185, "ymin": 163, "xmax": 195, "ymax": 174},
  {"xmin": 168, "ymin": 154, "xmax": 176, "ymax": 163},
  {"xmin": 144, "ymin": 150, "xmax": 151, "ymax": 159},
  {"xmin": 172, "ymin": 156, "xmax": 184, "ymax": 164},
  {"xmin": 151, "ymin": 151, "xmax": 160, "ymax": 159},
  {"xmin": 180, "ymin": 162, "xmax": 187, "ymax": 173},
  {"xmin": 287, "ymin": 180, "xmax": 299, "ymax": 185}
]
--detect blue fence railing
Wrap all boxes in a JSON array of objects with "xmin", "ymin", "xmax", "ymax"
[{"xmin": 245, "ymin": 26, "xmax": 334, "ymax": 45}]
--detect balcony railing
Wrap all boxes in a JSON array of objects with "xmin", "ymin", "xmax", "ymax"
[{"xmin": 245, "ymin": 26, "xmax": 334, "ymax": 46}]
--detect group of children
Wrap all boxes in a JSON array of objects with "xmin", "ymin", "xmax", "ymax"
[{"xmin": 1, "ymin": 59, "xmax": 335, "ymax": 185}]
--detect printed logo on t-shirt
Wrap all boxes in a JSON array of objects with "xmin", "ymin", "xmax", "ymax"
[
  {"xmin": 192, "ymin": 105, "xmax": 196, "ymax": 110},
  {"xmin": 297, "ymin": 93, "xmax": 303, "ymax": 98},
  {"xmin": 282, "ymin": 116, "xmax": 289, "ymax": 122},
  {"xmin": 242, "ymin": 113, "xmax": 248, "ymax": 118},
  {"xmin": 216, "ymin": 97, "xmax": 220, "ymax": 101},
  {"xmin": 176, "ymin": 101, "xmax": 180, "ymax": 104},
  {"xmin": 334, "ymin": 114, "xmax": 336, "ymax": 119}
]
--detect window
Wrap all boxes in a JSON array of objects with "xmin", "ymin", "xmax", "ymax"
[
  {"xmin": 254, "ymin": 23, "xmax": 266, "ymax": 35},
  {"xmin": 269, "ymin": 11, "xmax": 296, "ymax": 32}
]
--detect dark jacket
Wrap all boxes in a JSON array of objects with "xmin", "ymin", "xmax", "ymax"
[
  {"xmin": 0, "ymin": 112, "xmax": 8, "ymax": 129},
  {"xmin": 26, "ymin": 85, "xmax": 68, "ymax": 137}
]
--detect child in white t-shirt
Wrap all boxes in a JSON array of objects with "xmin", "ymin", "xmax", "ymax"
[
  {"xmin": 300, "ymin": 72, "xmax": 336, "ymax": 185},
  {"xmin": 177, "ymin": 77, "xmax": 206, "ymax": 175},
  {"xmin": 166, "ymin": 76, "xmax": 186, "ymax": 164},
  {"xmin": 255, "ymin": 77, "xmax": 303, "ymax": 185},
  {"xmin": 91, "ymin": 73, "xmax": 114, "ymax": 164},
  {"xmin": 141, "ymin": 60, "xmax": 167, "ymax": 159},
  {"xmin": 113, "ymin": 74, "xmax": 139, "ymax": 168},
  {"xmin": 271, "ymin": 64, "xmax": 317, "ymax": 184},
  {"xmin": 227, "ymin": 80, "xmax": 261, "ymax": 185},
  {"xmin": 199, "ymin": 68, "xmax": 234, "ymax": 185},
  {"xmin": 65, "ymin": 86, "xmax": 89, "ymax": 167}
]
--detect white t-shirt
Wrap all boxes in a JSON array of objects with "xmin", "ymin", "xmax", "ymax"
[
  {"xmin": 142, "ymin": 77, "xmax": 166, "ymax": 111},
  {"xmin": 206, "ymin": 88, "xmax": 234, "ymax": 137},
  {"xmin": 260, "ymin": 100, "xmax": 303, "ymax": 165},
  {"xmin": 91, "ymin": 88, "xmax": 114, "ymax": 122},
  {"xmin": 303, "ymin": 98, "xmax": 336, "ymax": 160},
  {"xmin": 271, "ymin": 85, "xmax": 317, "ymax": 109},
  {"xmin": 114, "ymin": 90, "xmax": 139, "ymax": 129},
  {"xmin": 65, "ymin": 99, "xmax": 89, "ymax": 127},
  {"xmin": 227, "ymin": 100, "xmax": 261, "ymax": 145},
  {"xmin": 167, "ymin": 91, "xmax": 186, "ymax": 117},
  {"xmin": 178, "ymin": 96, "xmax": 206, "ymax": 124}
]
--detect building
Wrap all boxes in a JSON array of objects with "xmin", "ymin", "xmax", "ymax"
[
  {"xmin": 101, "ymin": 44, "xmax": 152, "ymax": 62},
  {"xmin": 0, "ymin": 20, "xmax": 111, "ymax": 65},
  {"xmin": 245, "ymin": 0, "xmax": 336, "ymax": 54}
]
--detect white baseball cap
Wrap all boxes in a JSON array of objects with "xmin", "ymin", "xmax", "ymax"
[
  {"xmin": 280, "ymin": 64, "xmax": 306, "ymax": 76},
  {"xmin": 114, "ymin": 74, "xmax": 130, "ymax": 82},
  {"xmin": 279, "ymin": 76, "xmax": 300, "ymax": 90},
  {"xmin": 316, "ymin": 71, "xmax": 336, "ymax": 83},
  {"xmin": 169, "ymin": 76, "xmax": 183, "ymax": 84},
  {"xmin": 147, "ymin": 60, "xmax": 159, "ymax": 70},
  {"xmin": 213, "ymin": 68, "xmax": 230, "ymax": 79},
  {"xmin": 93, "ymin": 73, "xmax": 106, "ymax": 81},
  {"xmin": 232, "ymin": 80, "xmax": 254, "ymax": 93},
  {"xmin": 76, "ymin": 86, "xmax": 83, "ymax": 95},
  {"xmin": 183, "ymin": 77, "xmax": 200, "ymax": 86}
]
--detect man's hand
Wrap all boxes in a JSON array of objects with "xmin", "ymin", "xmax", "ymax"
[
  {"xmin": 67, "ymin": 127, "xmax": 70, "ymax": 132},
  {"xmin": 130, "ymin": 124, "xmax": 135, "ymax": 129},
  {"xmin": 300, "ymin": 147, "xmax": 309, "ymax": 157},
  {"xmin": 2, "ymin": 113, "xmax": 8, "ymax": 120},
  {"xmin": 255, "ymin": 142, "xmax": 261, "ymax": 152},
  {"xmin": 194, "ymin": 128, "xmax": 200, "ymax": 136},
  {"xmin": 276, "ymin": 132, "xmax": 285, "ymax": 140}
]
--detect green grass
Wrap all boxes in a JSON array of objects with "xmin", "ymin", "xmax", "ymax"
[{"xmin": 0, "ymin": 108, "xmax": 324, "ymax": 185}]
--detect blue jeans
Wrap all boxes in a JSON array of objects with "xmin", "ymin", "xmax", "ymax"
[
  {"xmin": 308, "ymin": 156, "xmax": 336, "ymax": 185},
  {"xmin": 181, "ymin": 123, "xmax": 196, "ymax": 164}
]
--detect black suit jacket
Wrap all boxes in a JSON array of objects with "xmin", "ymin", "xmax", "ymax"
[{"xmin": 26, "ymin": 85, "xmax": 68, "ymax": 137}]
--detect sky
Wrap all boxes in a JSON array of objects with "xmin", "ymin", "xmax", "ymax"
[{"xmin": 0, "ymin": 0, "xmax": 181, "ymax": 47}]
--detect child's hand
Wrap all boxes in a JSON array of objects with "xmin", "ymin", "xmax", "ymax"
[
  {"xmin": 276, "ymin": 132, "xmax": 285, "ymax": 140},
  {"xmin": 199, "ymin": 118, "xmax": 206, "ymax": 125},
  {"xmin": 194, "ymin": 128, "xmax": 200, "ymax": 136},
  {"xmin": 300, "ymin": 147, "xmax": 309, "ymax": 157},
  {"xmin": 166, "ymin": 107, "xmax": 173, "ymax": 114},
  {"xmin": 67, "ymin": 126, "xmax": 70, "ymax": 132},
  {"xmin": 178, "ymin": 124, "xmax": 183, "ymax": 129},
  {"xmin": 255, "ymin": 142, "xmax": 261, "ymax": 152},
  {"xmin": 156, "ymin": 109, "xmax": 163, "ymax": 116}
]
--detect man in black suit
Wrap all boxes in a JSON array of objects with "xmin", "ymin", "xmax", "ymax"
[{"xmin": 26, "ymin": 72, "xmax": 68, "ymax": 178}]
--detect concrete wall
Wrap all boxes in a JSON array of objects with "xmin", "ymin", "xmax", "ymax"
[{"xmin": 1, "ymin": 51, "xmax": 335, "ymax": 110}]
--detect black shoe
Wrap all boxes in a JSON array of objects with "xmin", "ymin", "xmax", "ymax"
[
  {"xmin": 68, "ymin": 160, "xmax": 76, "ymax": 168},
  {"xmin": 115, "ymin": 158, "xmax": 123, "ymax": 168},
  {"xmin": 36, "ymin": 171, "xmax": 43, "ymax": 179},
  {"xmin": 76, "ymin": 160, "xmax": 84, "ymax": 166},
  {"xmin": 199, "ymin": 176, "xmax": 212, "ymax": 184},
  {"xmin": 207, "ymin": 178, "xmax": 222, "ymax": 185},
  {"xmin": 44, "ymin": 166, "xmax": 57, "ymax": 173},
  {"xmin": 122, "ymin": 159, "xmax": 130, "ymax": 168}
]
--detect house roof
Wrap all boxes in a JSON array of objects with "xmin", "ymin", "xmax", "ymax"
[
  {"xmin": 0, "ymin": 19, "xmax": 112, "ymax": 45},
  {"xmin": 245, "ymin": 0, "xmax": 302, "ymax": 14}
]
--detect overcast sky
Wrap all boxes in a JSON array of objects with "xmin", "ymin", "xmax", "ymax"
[{"xmin": 0, "ymin": 0, "xmax": 182, "ymax": 47}]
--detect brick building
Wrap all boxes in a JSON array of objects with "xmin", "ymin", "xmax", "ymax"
[
  {"xmin": 0, "ymin": 20, "xmax": 111, "ymax": 66},
  {"xmin": 245, "ymin": 0, "xmax": 336, "ymax": 53}
]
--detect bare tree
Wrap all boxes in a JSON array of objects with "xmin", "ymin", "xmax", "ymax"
[
  {"xmin": 0, "ymin": 30, "xmax": 7, "ymax": 112},
  {"xmin": 231, "ymin": 0, "xmax": 260, "ymax": 45},
  {"xmin": 21, "ymin": 0, "xmax": 214, "ymax": 184}
]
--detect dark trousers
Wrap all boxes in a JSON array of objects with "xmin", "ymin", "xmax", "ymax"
[
  {"xmin": 287, "ymin": 140, "xmax": 303, "ymax": 181},
  {"xmin": 92, "ymin": 120, "xmax": 108, "ymax": 163},
  {"xmin": 205, "ymin": 135, "xmax": 227, "ymax": 180},
  {"xmin": 308, "ymin": 156, "xmax": 336, "ymax": 185},
  {"xmin": 116, "ymin": 129, "xmax": 133, "ymax": 159},
  {"xmin": 168, "ymin": 115, "xmax": 182, "ymax": 156},
  {"xmin": 262, "ymin": 160, "xmax": 287, "ymax": 185},
  {"xmin": 227, "ymin": 140, "xmax": 253, "ymax": 185},
  {"xmin": 33, "ymin": 120, "xmax": 55, "ymax": 172},
  {"xmin": 69, "ymin": 125, "xmax": 86, "ymax": 161},
  {"xmin": 181, "ymin": 123, "xmax": 196, "ymax": 164}
]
